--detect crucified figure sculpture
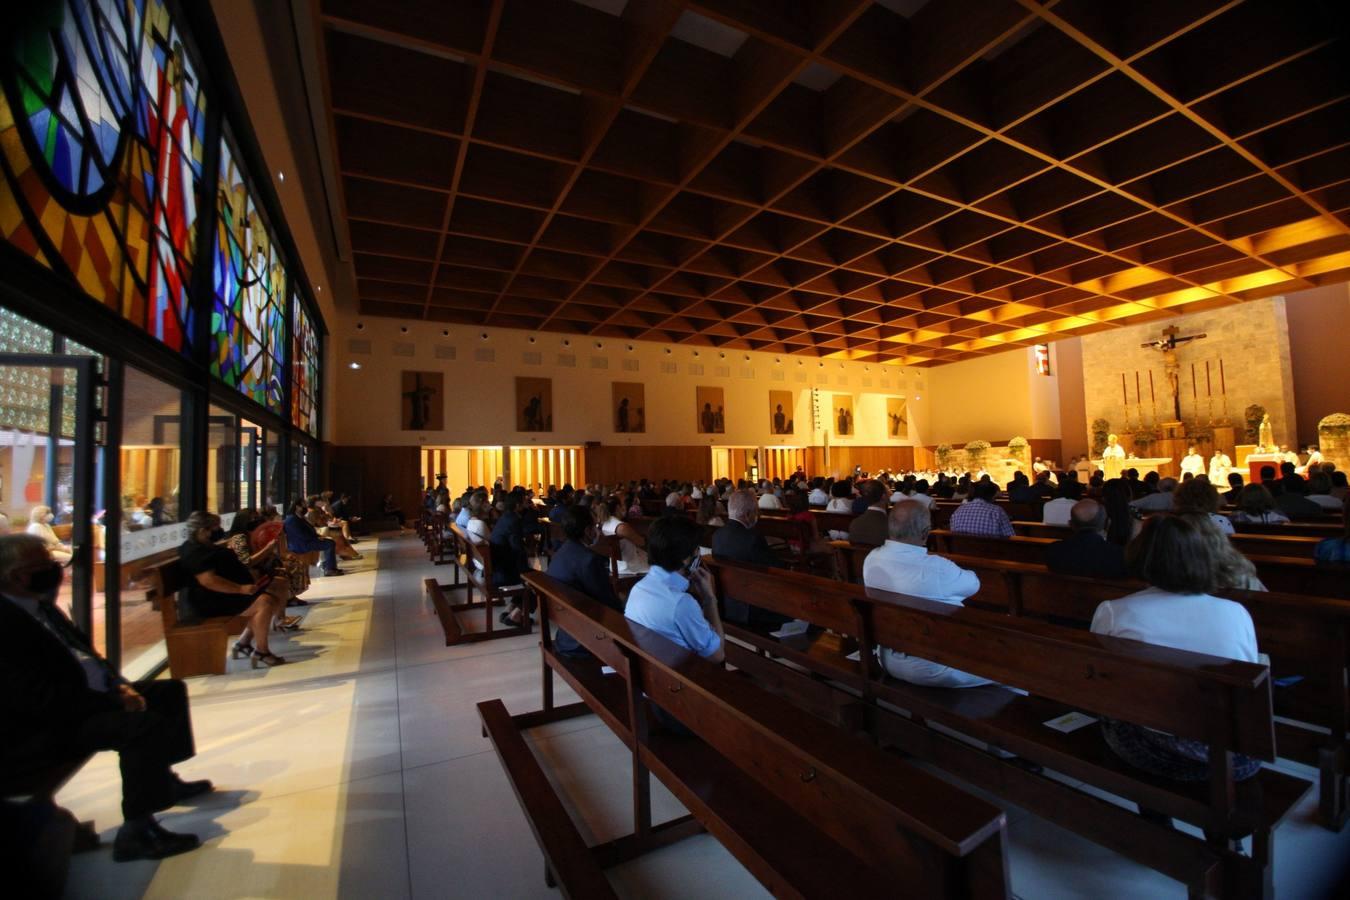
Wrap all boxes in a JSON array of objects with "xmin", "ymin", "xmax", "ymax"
[{"xmin": 1142, "ymin": 325, "xmax": 1206, "ymax": 423}]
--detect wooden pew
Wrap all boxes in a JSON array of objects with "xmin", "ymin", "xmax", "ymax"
[
  {"xmin": 929, "ymin": 530, "xmax": 1350, "ymax": 599},
  {"xmin": 483, "ymin": 570, "xmax": 1011, "ymax": 898},
  {"xmin": 423, "ymin": 525, "xmax": 531, "ymax": 645},
  {"xmin": 1013, "ymin": 521, "xmax": 1326, "ymax": 560},
  {"xmin": 148, "ymin": 558, "xmax": 249, "ymax": 678},
  {"xmin": 705, "ymin": 557, "xmax": 1314, "ymax": 897}
]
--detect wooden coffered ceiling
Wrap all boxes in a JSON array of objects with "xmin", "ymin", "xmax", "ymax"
[{"xmin": 314, "ymin": 0, "xmax": 1350, "ymax": 366}]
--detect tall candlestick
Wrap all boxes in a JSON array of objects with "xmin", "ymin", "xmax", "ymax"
[
  {"xmin": 1148, "ymin": 370, "xmax": 1155, "ymax": 403},
  {"xmin": 1136, "ymin": 371, "xmax": 1141, "ymax": 406},
  {"xmin": 1219, "ymin": 359, "xmax": 1226, "ymax": 394},
  {"xmin": 1205, "ymin": 360, "xmax": 1212, "ymax": 396},
  {"xmin": 1191, "ymin": 363, "xmax": 1197, "ymax": 399},
  {"xmin": 1121, "ymin": 372, "xmax": 1127, "ymax": 406}
]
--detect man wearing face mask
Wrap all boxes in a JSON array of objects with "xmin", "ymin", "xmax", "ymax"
[{"xmin": 0, "ymin": 534, "xmax": 210, "ymax": 860}]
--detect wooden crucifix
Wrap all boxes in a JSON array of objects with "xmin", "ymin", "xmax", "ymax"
[{"xmin": 1141, "ymin": 325, "xmax": 1207, "ymax": 423}]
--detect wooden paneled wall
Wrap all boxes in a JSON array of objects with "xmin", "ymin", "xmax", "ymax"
[
  {"xmin": 762, "ymin": 448, "xmax": 808, "ymax": 481},
  {"xmin": 120, "ymin": 446, "xmax": 179, "ymax": 505},
  {"xmin": 804, "ymin": 446, "xmax": 917, "ymax": 478},
  {"xmin": 328, "ymin": 445, "xmax": 422, "ymax": 519},
  {"xmin": 584, "ymin": 445, "xmax": 712, "ymax": 486},
  {"xmin": 1027, "ymin": 439, "xmax": 1064, "ymax": 464},
  {"xmin": 510, "ymin": 447, "xmax": 583, "ymax": 491}
]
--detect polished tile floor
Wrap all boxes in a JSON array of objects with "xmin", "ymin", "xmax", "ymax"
[{"xmin": 62, "ymin": 534, "xmax": 1350, "ymax": 898}]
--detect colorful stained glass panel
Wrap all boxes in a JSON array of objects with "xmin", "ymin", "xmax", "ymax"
[
  {"xmin": 0, "ymin": 0, "xmax": 207, "ymax": 352},
  {"xmin": 211, "ymin": 134, "xmax": 285, "ymax": 412},
  {"xmin": 291, "ymin": 296, "xmax": 317, "ymax": 435}
]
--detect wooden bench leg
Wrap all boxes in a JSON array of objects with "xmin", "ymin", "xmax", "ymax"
[{"xmin": 1318, "ymin": 746, "xmax": 1348, "ymax": 831}]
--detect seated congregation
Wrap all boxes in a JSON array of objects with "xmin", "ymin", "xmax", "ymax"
[{"xmin": 417, "ymin": 460, "xmax": 1347, "ymax": 897}]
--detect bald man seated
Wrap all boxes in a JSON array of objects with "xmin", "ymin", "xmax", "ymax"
[
  {"xmin": 1044, "ymin": 499, "xmax": 1128, "ymax": 579},
  {"xmin": 862, "ymin": 501, "xmax": 991, "ymax": 688}
]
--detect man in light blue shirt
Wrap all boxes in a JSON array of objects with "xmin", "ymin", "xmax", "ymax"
[
  {"xmin": 455, "ymin": 491, "xmax": 479, "ymax": 529},
  {"xmin": 624, "ymin": 516, "xmax": 724, "ymax": 663}
]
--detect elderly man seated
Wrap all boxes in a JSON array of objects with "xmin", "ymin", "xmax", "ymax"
[
  {"xmin": 0, "ymin": 535, "xmax": 212, "ymax": 861},
  {"xmin": 863, "ymin": 502, "xmax": 991, "ymax": 688}
]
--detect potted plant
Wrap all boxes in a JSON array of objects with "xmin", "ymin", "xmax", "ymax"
[
  {"xmin": 964, "ymin": 439, "xmax": 991, "ymax": 470},
  {"xmin": 1244, "ymin": 404, "xmax": 1266, "ymax": 444},
  {"xmin": 1090, "ymin": 418, "xmax": 1111, "ymax": 458},
  {"xmin": 935, "ymin": 443, "xmax": 952, "ymax": 469}
]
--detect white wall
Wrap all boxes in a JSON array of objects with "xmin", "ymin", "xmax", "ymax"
[
  {"xmin": 927, "ymin": 347, "xmax": 1062, "ymax": 444},
  {"xmin": 330, "ymin": 312, "xmax": 933, "ymax": 448}
]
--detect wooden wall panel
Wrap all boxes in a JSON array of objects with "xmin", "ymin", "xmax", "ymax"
[
  {"xmin": 584, "ymin": 446, "xmax": 712, "ymax": 485},
  {"xmin": 1027, "ymin": 439, "xmax": 1063, "ymax": 465},
  {"xmin": 329, "ymin": 446, "xmax": 422, "ymax": 519}
]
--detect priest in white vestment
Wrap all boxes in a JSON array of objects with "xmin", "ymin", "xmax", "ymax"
[
  {"xmin": 1179, "ymin": 446, "xmax": 1205, "ymax": 478},
  {"xmin": 1208, "ymin": 450, "xmax": 1233, "ymax": 484},
  {"xmin": 1100, "ymin": 434, "xmax": 1126, "ymax": 480}
]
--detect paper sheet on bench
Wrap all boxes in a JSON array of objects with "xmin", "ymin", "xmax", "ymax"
[{"xmin": 770, "ymin": 619, "xmax": 810, "ymax": 638}]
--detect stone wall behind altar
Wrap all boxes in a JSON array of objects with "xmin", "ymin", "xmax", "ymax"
[{"xmin": 1079, "ymin": 297, "xmax": 1297, "ymax": 454}]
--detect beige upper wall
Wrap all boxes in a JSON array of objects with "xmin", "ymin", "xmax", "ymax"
[
  {"xmin": 331, "ymin": 313, "xmax": 934, "ymax": 448},
  {"xmin": 926, "ymin": 347, "xmax": 1060, "ymax": 446},
  {"xmin": 1285, "ymin": 282, "xmax": 1350, "ymax": 446}
]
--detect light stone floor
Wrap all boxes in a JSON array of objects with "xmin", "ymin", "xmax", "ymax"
[{"xmin": 61, "ymin": 533, "xmax": 1350, "ymax": 899}]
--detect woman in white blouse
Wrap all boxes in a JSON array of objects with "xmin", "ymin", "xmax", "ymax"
[
  {"xmin": 1092, "ymin": 514, "xmax": 1261, "ymax": 783},
  {"xmin": 599, "ymin": 497, "xmax": 648, "ymax": 574},
  {"xmin": 27, "ymin": 504, "xmax": 72, "ymax": 563}
]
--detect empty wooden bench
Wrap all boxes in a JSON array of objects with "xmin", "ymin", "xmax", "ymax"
[
  {"xmin": 478, "ymin": 570, "xmax": 1012, "ymax": 898},
  {"xmin": 423, "ymin": 524, "xmax": 531, "ymax": 645},
  {"xmin": 706, "ymin": 557, "xmax": 1314, "ymax": 898}
]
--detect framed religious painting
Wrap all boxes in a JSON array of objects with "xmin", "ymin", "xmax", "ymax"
[
  {"xmin": 833, "ymin": 394, "xmax": 854, "ymax": 436},
  {"xmin": 401, "ymin": 371, "xmax": 444, "ymax": 430},
  {"xmin": 612, "ymin": 382, "xmax": 645, "ymax": 433},
  {"xmin": 768, "ymin": 390, "xmax": 793, "ymax": 435},
  {"xmin": 696, "ymin": 386, "xmax": 725, "ymax": 434},
  {"xmin": 516, "ymin": 377, "xmax": 553, "ymax": 432},
  {"xmin": 886, "ymin": 397, "xmax": 908, "ymax": 439}
]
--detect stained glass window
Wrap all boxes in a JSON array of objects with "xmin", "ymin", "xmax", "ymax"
[
  {"xmin": 291, "ymin": 296, "xmax": 318, "ymax": 435},
  {"xmin": 0, "ymin": 0, "xmax": 207, "ymax": 352},
  {"xmin": 211, "ymin": 134, "xmax": 286, "ymax": 412}
]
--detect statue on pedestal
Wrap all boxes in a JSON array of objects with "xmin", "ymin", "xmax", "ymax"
[{"xmin": 1257, "ymin": 413, "xmax": 1274, "ymax": 452}]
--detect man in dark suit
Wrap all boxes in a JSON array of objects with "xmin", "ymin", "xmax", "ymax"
[
  {"xmin": 546, "ymin": 506, "xmax": 622, "ymax": 657},
  {"xmin": 846, "ymin": 480, "xmax": 889, "ymax": 547},
  {"xmin": 1045, "ymin": 500, "xmax": 1128, "ymax": 579},
  {"xmin": 284, "ymin": 500, "xmax": 340, "ymax": 575},
  {"xmin": 710, "ymin": 490, "xmax": 790, "ymax": 629},
  {"xmin": 0, "ymin": 535, "xmax": 210, "ymax": 861}
]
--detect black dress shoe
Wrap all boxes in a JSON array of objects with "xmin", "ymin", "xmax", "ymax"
[
  {"xmin": 112, "ymin": 821, "xmax": 201, "ymax": 862},
  {"xmin": 323, "ymin": 569, "xmax": 345, "ymax": 577},
  {"xmin": 172, "ymin": 775, "xmax": 214, "ymax": 802}
]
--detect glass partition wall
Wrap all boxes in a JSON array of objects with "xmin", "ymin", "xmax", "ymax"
[{"xmin": 0, "ymin": 1, "xmax": 325, "ymax": 673}]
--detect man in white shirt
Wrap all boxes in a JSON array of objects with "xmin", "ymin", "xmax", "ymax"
[
  {"xmin": 1179, "ymin": 446, "xmax": 1205, "ymax": 479},
  {"xmin": 1297, "ymin": 445, "xmax": 1323, "ymax": 476},
  {"xmin": 1041, "ymin": 481, "xmax": 1084, "ymax": 526},
  {"xmin": 807, "ymin": 481, "xmax": 828, "ymax": 507},
  {"xmin": 863, "ymin": 502, "xmax": 990, "ymax": 688},
  {"xmin": 1208, "ymin": 449, "xmax": 1233, "ymax": 484},
  {"xmin": 1130, "ymin": 477, "xmax": 1178, "ymax": 512},
  {"xmin": 757, "ymin": 480, "xmax": 783, "ymax": 510}
]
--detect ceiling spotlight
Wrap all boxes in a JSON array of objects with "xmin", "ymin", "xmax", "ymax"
[
  {"xmin": 400, "ymin": 326, "xmax": 409, "ymax": 334},
  {"xmin": 719, "ymin": 352, "xmax": 726, "ymax": 359},
  {"xmin": 356, "ymin": 322, "xmax": 364, "ymax": 330},
  {"xmin": 626, "ymin": 344, "xmax": 634, "ymax": 351},
  {"xmin": 595, "ymin": 341, "xmax": 603, "ymax": 349},
  {"xmin": 348, "ymin": 361, "xmax": 361, "ymax": 370},
  {"xmin": 315, "ymin": 285, "xmax": 321, "ymax": 292},
  {"xmin": 277, "ymin": 171, "xmax": 285, "ymax": 182},
  {"xmin": 664, "ymin": 348, "xmax": 672, "ymax": 354},
  {"xmin": 528, "ymin": 336, "xmax": 536, "ymax": 343},
  {"xmin": 480, "ymin": 332, "xmax": 488, "ymax": 340},
  {"xmin": 441, "ymin": 329, "xmax": 449, "ymax": 337}
]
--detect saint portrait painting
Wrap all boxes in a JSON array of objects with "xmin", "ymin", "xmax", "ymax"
[
  {"xmin": 886, "ymin": 397, "xmax": 908, "ymax": 439},
  {"xmin": 516, "ymin": 377, "xmax": 554, "ymax": 432},
  {"xmin": 696, "ymin": 386, "xmax": 725, "ymax": 434},
  {"xmin": 613, "ymin": 382, "xmax": 645, "ymax": 433},
  {"xmin": 834, "ymin": 394, "xmax": 854, "ymax": 436},
  {"xmin": 401, "ymin": 372, "xmax": 444, "ymax": 431},
  {"xmin": 768, "ymin": 390, "xmax": 793, "ymax": 434}
]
